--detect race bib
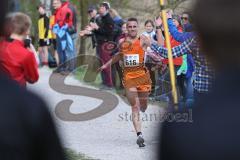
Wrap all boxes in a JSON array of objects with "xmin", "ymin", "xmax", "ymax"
[{"xmin": 124, "ymin": 54, "xmax": 140, "ymax": 67}]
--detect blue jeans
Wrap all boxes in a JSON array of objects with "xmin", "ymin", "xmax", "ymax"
[
  {"xmin": 185, "ymin": 76, "xmax": 194, "ymax": 108},
  {"xmin": 66, "ymin": 33, "xmax": 77, "ymax": 71},
  {"xmin": 56, "ymin": 36, "xmax": 67, "ymax": 71},
  {"xmin": 155, "ymin": 68, "xmax": 171, "ymax": 102},
  {"xmin": 155, "ymin": 66, "xmax": 194, "ymax": 108}
]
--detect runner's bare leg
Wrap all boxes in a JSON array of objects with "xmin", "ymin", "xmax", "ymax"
[{"xmin": 125, "ymin": 87, "xmax": 141, "ymax": 133}]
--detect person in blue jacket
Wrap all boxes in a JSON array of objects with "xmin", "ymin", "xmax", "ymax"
[{"xmin": 167, "ymin": 15, "xmax": 195, "ymax": 107}]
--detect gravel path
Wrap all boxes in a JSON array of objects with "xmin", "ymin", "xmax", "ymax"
[{"xmin": 28, "ymin": 67, "xmax": 164, "ymax": 160}]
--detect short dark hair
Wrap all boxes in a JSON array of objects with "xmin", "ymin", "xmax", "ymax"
[
  {"xmin": 88, "ymin": 5, "xmax": 96, "ymax": 13},
  {"xmin": 127, "ymin": 18, "xmax": 138, "ymax": 24},
  {"xmin": 193, "ymin": 0, "xmax": 240, "ymax": 67},
  {"xmin": 37, "ymin": 3, "xmax": 45, "ymax": 10}
]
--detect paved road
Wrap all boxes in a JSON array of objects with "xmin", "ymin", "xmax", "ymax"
[{"xmin": 28, "ymin": 67, "xmax": 164, "ymax": 160}]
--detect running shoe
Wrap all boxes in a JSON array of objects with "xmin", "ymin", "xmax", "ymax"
[{"xmin": 136, "ymin": 134, "xmax": 145, "ymax": 148}]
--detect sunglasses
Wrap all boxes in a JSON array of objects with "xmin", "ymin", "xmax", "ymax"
[
  {"xmin": 181, "ymin": 17, "xmax": 188, "ymax": 20},
  {"xmin": 127, "ymin": 25, "xmax": 137, "ymax": 29}
]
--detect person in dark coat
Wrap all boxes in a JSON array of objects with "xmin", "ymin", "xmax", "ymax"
[{"xmin": 87, "ymin": 2, "xmax": 115, "ymax": 89}]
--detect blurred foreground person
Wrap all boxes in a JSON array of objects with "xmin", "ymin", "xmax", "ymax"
[
  {"xmin": 159, "ymin": 0, "xmax": 240, "ymax": 160},
  {"xmin": 0, "ymin": 1, "xmax": 66, "ymax": 160}
]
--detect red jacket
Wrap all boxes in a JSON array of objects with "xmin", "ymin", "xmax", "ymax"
[
  {"xmin": 0, "ymin": 39, "xmax": 39, "ymax": 86},
  {"xmin": 163, "ymin": 27, "xmax": 183, "ymax": 66},
  {"xmin": 54, "ymin": 2, "xmax": 73, "ymax": 27}
]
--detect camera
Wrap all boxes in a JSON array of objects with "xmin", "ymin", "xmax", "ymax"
[{"xmin": 24, "ymin": 36, "xmax": 31, "ymax": 48}]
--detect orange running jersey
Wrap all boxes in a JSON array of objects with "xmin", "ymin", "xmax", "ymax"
[{"xmin": 120, "ymin": 38, "xmax": 151, "ymax": 88}]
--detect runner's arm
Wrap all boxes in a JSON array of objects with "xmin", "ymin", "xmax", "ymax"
[{"xmin": 98, "ymin": 53, "xmax": 122, "ymax": 72}]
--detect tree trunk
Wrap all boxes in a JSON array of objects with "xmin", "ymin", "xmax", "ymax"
[{"xmin": 79, "ymin": 0, "xmax": 88, "ymax": 55}]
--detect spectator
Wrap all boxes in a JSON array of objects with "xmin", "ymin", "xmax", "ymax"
[
  {"xmin": 87, "ymin": 2, "xmax": 115, "ymax": 89},
  {"xmin": 52, "ymin": 0, "xmax": 74, "ymax": 74},
  {"xmin": 181, "ymin": 12, "xmax": 193, "ymax": 32},
  {"xmin": 79, "ymin": 5, "xmax": 101, "ymax": 49},
  {"xmin": 154, "ymin": 16, "xmax": 184, "ymax": 103},
  {"xmin": 37, "ymin": 4, "xmax": 51, "ymax": 67},
  {"xmin": 141, "ymin": 19, "xmax": 157, "ymax": 97},
  {"xmin": 119, "ymin": 22, "xmax": 128, "ymax": 39},
  {"xmin": 144, "ymin": 12, "xmax": 214, "ymax": 103},
  {"xmin": 49, "ymin": 11, "xmax": 60, "ymax": 66},
  {"xmin": 169, "ymin": 15, "xmax": 194, "ymax": 107},
  {"xmin": 0, "ymin": 12, "xmax": 39, "ymax": 87},
  {"xmin": 172, "ymin": 15, "xmax": 194, "ymax": 107},
  {"xmin": 64, "ymin": 0, "xmax": 78, "ymax": 72},
  {"xmin": 109, "ymin": 8, "xmax": 124, "ymax": 27}
]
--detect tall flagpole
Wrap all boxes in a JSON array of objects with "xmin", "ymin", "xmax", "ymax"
[{"xmin": 159, "ymin": 0, "xmax": 178, "ymax": 107}]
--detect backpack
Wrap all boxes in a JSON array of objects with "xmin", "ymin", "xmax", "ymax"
[{"xmin": 67, "ymin": 3, "xmax": 78, "ymax": 34}]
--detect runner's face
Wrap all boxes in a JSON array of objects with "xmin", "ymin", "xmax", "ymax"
[{"xmin": 127, "ymin": 21, "xmax": 138, "ymax": 38}]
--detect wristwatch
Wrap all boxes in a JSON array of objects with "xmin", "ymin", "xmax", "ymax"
[{"xmin": 156, "ymin": 25, "xmax": 162, "ymax": 30}]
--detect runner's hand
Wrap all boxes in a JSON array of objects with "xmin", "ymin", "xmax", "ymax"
[{"xmin": 97, "ymin": 64, "xmax": 107, "ymax": 72}]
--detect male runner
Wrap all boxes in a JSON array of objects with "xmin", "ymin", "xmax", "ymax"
[{"xmin": 99, "ymin": 18, "xmax": 151, "ymax": 147}]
